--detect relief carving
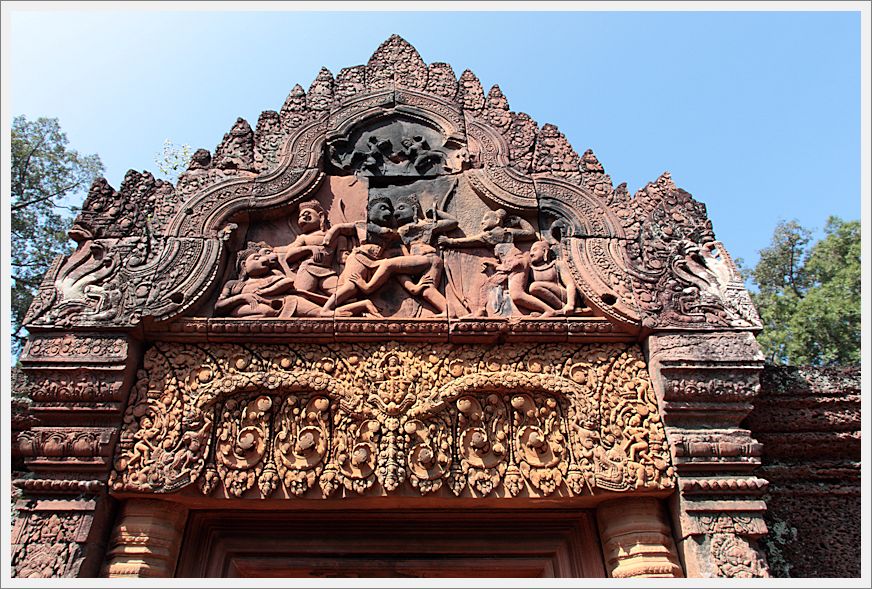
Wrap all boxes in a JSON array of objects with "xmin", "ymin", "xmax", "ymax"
[
  {"xmin": 20, "ymin": 35, "xmax": 760, "ymax": 335},
  {"xmin": 109, "ymin": 342, "xmax": 674, "ymax": 498},
  {"xmin": 12, "ymin": 511, "xmax": 90, "ymax": 578}
]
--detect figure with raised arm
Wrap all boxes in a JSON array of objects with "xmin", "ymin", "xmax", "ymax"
[
  {"xmin": 438, "ymin": 208, "xmax": 536, "ymax": 249},
  {"xmin": 318, "ymin": 196, "xmax": 399, "ymax": 315},
  {"xmin": 272, "ymin": 200, "xmax": 338, "ymax": 304},
  {"xmin": 346, "ymin": 193, "xmax": 458, "ymax": 315}
]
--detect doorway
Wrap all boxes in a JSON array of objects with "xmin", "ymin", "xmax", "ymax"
[{"xmin": 175, "ymin": 508, "xmax": 607, "ymax": 578}]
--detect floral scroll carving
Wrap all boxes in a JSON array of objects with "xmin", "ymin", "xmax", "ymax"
[{"xmin": 109, "ymin": 342, "xmax": 674, "ymax": 499}]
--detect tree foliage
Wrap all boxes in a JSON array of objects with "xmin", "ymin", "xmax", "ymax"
[
  {"xmin": 155, "ymin": 138, "xmax": 191, "ymax": 182},
  {"xmin": 751, "ymin": 217, "xmax": 861, "ymax": 366},
  {"xmin": 11, "ymin": 115, "xmax": 104, "ymax": 353}
]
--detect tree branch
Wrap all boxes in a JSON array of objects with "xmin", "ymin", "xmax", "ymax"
[{"xmin": 12, "ymin": 181, "xmax": 85, "ymax": 211}]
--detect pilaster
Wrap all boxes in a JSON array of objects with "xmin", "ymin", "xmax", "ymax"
[
  {"xmin": 12, "ymin": 332, "xmax": 140, "ymax": 577},
  {"xmin": 597, "ymin": 497, "xmax": 683, "ymax": 578},
  {"xmin": 647, "ymin": 331, "xmax": 769, "ymax": 578},
  {"xmin": 103, "ymin": 499, "xmax": 188, "ymax": 577}
]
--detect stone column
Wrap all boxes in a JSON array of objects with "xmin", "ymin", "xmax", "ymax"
[
  {"xmin": 103, "ymin": 499, "xmax": 189, "ymax": 577},
  {"xmin": 597, "ymin": 498, "xmax": 683, "ymax": 578},
  {"xmin": 12, "ymin": 333, "xmax": 140, "ymax": 577},
  {"xmin": 647, "ymin": 331, "xmax": 770, "ymax": 578}
]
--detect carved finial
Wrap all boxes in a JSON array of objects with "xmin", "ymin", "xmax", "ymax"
[
  {"xmin": 366, "ymin": 34, "xmax": 427, "ymax": 90},
  {"xmin": 254, "ymin": 111, "xmax": 283, "ymax": 173},
  {"xmin": 279, "ymin": 84, "xmax": 307, "ymax": 129},
  {"xmin": 335, "ymin": 65, "xmax": 366, "ymax": 103},
  {"xmin": 426, "ymin": 62, "xmax": 457, "ymax": 98},
  {"xmin": 580, "ymin": 149, "xmax": 604, "ymax": 173},
  {"xmin": 120, "ymin": 169, "xmax": 155, "ymax": 196},
  {"xmin": 187, "ymin": 149, "xmax": 212, "ymax": 171},
  {"xmin": 482, "ymin": 84, "xmax": 511, "ymax": 131},
  {"xmin": 506, "ymin": 112, "xmax": 539, "ymax": 174},
  {"xmin": 532, "ymin": 123, "xmax": 581, "ymax": 182},
  {"xmin": 579, "ymin": 149, "xmax": 614, "ymax": 201},
  {"xmin": 70, "ymin": 169, "xmax": 163, "ymax": 240},
  {"xmin": 613, "ymin": 181, "xmax": 630, "ymax": 204},
  {"xmin": 657, "ymin": 171, "xmax": 677, "ymax": 191},
  {"xmin": 486, "ymin": 85, "xmax": 510, "ymax": 111},
  {"xmin": 307, "ymin": 67, "xmax": 334, "ymax": 111},
  {"xmin": 213, "ymin": 117, "xmax": 255, "ymax": 172},
  {"xmin": 457, "ymin": 70, "xmax": 485, "ymax": 113}
]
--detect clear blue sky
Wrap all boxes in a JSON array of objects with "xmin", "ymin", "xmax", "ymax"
[{"xmin": 8, "ymin": 8, "xmax": 861, "ymax": 270}]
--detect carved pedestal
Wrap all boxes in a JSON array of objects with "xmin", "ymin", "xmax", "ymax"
[
  {"xmin": 647, "ymin": 332, "xmax": 769, "ymax": 578},
  {"xmin": 597, "ymin": 498, "xmax": 682, "ymax": 578},
  {"xmin": 12, "ymin": 333, "xmax": 139, "ymax": 577},
  {"xmin": 103, "ymin": 499, "xmax": 188, "ymax": 577}
]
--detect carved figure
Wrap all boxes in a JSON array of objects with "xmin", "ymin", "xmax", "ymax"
[
  {"xmin": 346, "ymin": 193, "xmax": 458, "ymax": 315},
  {"xmin": 527, "ymin": 240, "xmax": 591, "ymax": 316},
  {"xmin": 216, "ymin": 244, "xmax": 377, "ymax": 318},
  {"xmin": 439, "ymin": 208, "xmax": 536, "ymax": 249},
  {"xmin": 319, "ymin": 196, "xmax": 398, "ymax": 315},
  {"xmin": 273, "ymin": 200, "xmax": 338, "ymax": 304},
  {"xmin": 398, "ymin": 135, "xmax": 443, "ymax": 174},
  {"xmin": 468, "ymin": 243, "xmax": 554, "ymax": 318},
  {"xmin": 214, "ymin": 244, "xmax": 292, "ymax": 318},
  {"xmin": 349, "ymin": 135, "xmax": 392, "ymax": 175}
]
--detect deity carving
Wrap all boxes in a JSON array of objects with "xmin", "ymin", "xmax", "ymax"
[
  {"xmin": 213, "ymin": 164, "xmax": 596, "ymax": 320},
  {"xmin": 318, "ymin": 196, "xmax": 399, "ymax": 315},
  {"xmin": 274, "ymin": 200, "xmax": 337, "ymax": 304}
]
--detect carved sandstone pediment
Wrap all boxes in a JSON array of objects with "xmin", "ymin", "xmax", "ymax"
[{"xmin": 22, "ymin": 35, "xmax": 759, "ymax": 335}]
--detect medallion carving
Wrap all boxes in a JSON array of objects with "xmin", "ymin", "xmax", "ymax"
[{"xmin": 109, "ymin": 342, "xmax": 674, "ymax": 498}]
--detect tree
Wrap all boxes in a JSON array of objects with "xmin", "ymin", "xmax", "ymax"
[
  {"xmin": 154, "ymin": 138, "xmax": 192, "ymax": 182},
  {"xmin": 11, "ymin": 116, "xmax": 104, "ymax": 354},
  {"xmin": 751, "ymin": 217, "xmax": 861, "ymax": 366}
]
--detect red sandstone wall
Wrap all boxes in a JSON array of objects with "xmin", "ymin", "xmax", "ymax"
[{"xmin": 745, "ymin": 365, "xmax": 861, "ymax": 577}]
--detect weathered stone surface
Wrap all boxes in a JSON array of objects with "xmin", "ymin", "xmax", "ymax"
[
  {"xmin": 747, "ymin": 365, "xmax": 860, "ymax": 578},
  {"xmin": 20, "ymin": 35, "xmax": 759, "ymax": 336},
  {"xmin": 109, "ymin": 342, "xmax": 674, "ymax": 499}
]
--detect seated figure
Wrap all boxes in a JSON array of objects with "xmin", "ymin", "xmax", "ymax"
[
  {"xmin": 528, "ymin": 240, "xmax": 591, "ymax": 316},
  {"xmin": 468, "ymin": 243, "xmax": 555, "ymax": 318}
]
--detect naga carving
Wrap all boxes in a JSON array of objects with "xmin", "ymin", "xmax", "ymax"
[
  {"xmin": 109, "ymin": 342, "xmax": 674, "ymax": 499},
  {"xmin": 21, "ymin": 34, "xmax": 759, "ymax": 333}
]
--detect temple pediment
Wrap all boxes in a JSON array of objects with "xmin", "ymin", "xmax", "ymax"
[{"xmin": 23, "ymin": 34, "xmax": 759, "ymax": 339}]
